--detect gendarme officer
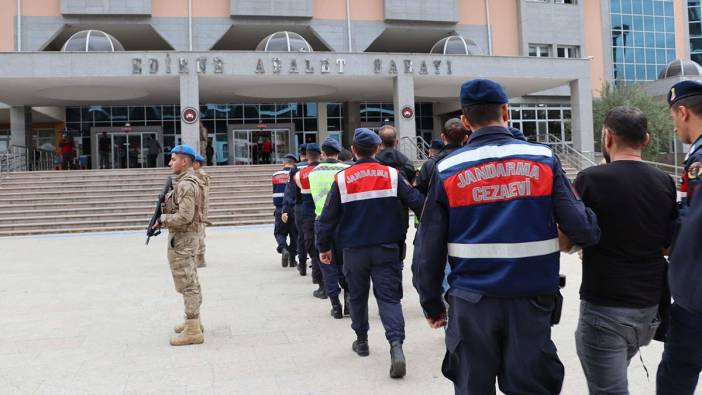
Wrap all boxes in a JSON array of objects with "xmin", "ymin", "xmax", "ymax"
[
  {"xmin": 412, "ymin": 79, "xmax": 600, "ymax": 394},
  {"xmin": 153, "ymin": 144, "xmax": 206, "ymax": 346}
]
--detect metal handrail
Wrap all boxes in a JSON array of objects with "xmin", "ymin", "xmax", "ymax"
[
  {"xmin": 642, "ymin": 160, "xmax": 684, "ymax": 184},
  {"xmin": 0, "ymin": 145, "xmax": 59, "ymax": 175},
  {"xmin": 536, "ymin": 134, "xmax": 597, "ymax": 173},
  {"xmin": 399, "ymin": 136, "xmax": 430, "ymax": 161}
]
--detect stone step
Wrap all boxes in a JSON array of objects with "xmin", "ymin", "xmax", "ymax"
[
  {"xmin": 0, "ymin": 187, "xmax": 272, "ymax": 200},
  {"xmin": 0, "ymin": 218, "xmax": 273, "ymax": 237},
  {"xmin": 0, "ymin": 211, "xmax": 273, "ymax": 232},
  {"xmin": 0, "ymin": 195, "xmax": 271, "ymax": 210},
  {"xmin": 0, "ymin": 181, "xmax": 271, "ymax": 193},
  {"xmin": 0, "ymin": 165, "xmax": 280, "ymax": 179},
  {"xmin": 0, "ymin": 174, "xmax": 276, "ymax": 187}
]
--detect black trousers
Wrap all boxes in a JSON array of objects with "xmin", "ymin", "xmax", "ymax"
[
  {"xmin": 302, "ymin": 216, "xmax": 323, "ymax": 285},
  {"xmin": 293, "ymin": 206, "xmax": 307, "ymax": 265},
  {"xmin": 443, "ymin": 292, "xmax": 564, "ymax": 395},
  {"xmin": 657, "ymin": 303, "xmax": 702, "ymax": 395},
  {"xmin": 273, "ymin": 208, "xmax": 296, "ymax": 255}
]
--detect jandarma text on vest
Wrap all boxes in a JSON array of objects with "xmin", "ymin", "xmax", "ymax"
[
  {"xmin": 345, "ymin": 169, "xmax": 389, "ymax": 184},
  {"xmin": 456, "ymin": 160, "xmax": 542, "ymax": 188}
]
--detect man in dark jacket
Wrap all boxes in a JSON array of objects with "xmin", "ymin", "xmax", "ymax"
[
  {"xmin": 376, "ymin": 125, "xmax": 417, "ymax": 184},
  {"xmin": 415, "ymin": 119, "xmax": 469, "ymax": 195}
]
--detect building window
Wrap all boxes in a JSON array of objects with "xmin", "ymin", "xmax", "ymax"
[
  {"xmin": 0, "ymin": 129, "xmax": 9, "ymax": 152},
  {"xmin": 554, "ymin": 0, "xmax": 577, "ymax": 4},
  {"xmin": 611, "ymin": 0, "xmax": 676, "ymax": 83},
  {"xmin": 529, "ymin": 44, "xmax": 552, "ymax": 57},
  {"xmin": 557, "ymin": 45, "xmax": 580, "ymax": 58},
  {"xmin": 509, "ymin": 104, "xmax": 572, "ymax": 143},
  {"xmin": 689, "ymin": 1, "xmax": 702, "ymax": 66}
]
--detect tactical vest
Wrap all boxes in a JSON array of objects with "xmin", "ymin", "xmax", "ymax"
[
  {"xmin": 335, "ymin": 161, "xmax": 405, "ymax": 249},
  {"xmin": 309, "ymin": 161, "xmax": 349, "ymax": 217},
  {"xmin": 272, "ymin": 169, "xmax": 291, "ymax": 208},
  {"xmin": 163, "ymin": 170, "xmax": 204, "ymax": 233},
  {"xmin": 294, "ymin": 163, "xmax": 318, "ymax": 217},
  {"xmin": 436, "ymin": 141, "xmax": 560, "ymax": 297}
]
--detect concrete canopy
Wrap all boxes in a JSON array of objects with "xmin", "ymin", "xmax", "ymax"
[{"xmin": 0, "ymin": 51, "xmax": 590, "ymax": 106}]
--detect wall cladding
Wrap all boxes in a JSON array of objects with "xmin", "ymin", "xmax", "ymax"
[
  {"xmin": 518, "ymin": 1, "xmax": 584, "ymax": 55},
  {"xmin": 384, "ymin": 0, "xmax": 458, "ymax": 23},
  {"xmin": 61, "ymin": 0, "xmax": 152, "ymax": 15},
  {"xmin": 230, "ymin": 0, "xmax": 313, "ymax": 18}
]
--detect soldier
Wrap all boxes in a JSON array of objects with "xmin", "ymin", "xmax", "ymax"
[
  {"xmin": 152, "ymin": 144, "xmax": 206, "ymax": 346},
  {"xmin": 316, "ymin": 129, "xmax": 425, "ymax": 379},
  {"xmin": 309, "ymin": 138, "xmax": 350, "ymax": 318},
  {"xmin": 193, "ymin": 154, "xmax": 210, "ymax": 269},
  {"xmin": 283, "ymin": 144, "xmax": 309, "ymax": 276},
  {"xmin": 273, "ymin": 153, "xmax": 298, "ymax": 268}
]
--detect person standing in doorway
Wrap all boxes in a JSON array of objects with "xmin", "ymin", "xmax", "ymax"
[
  {"xmin": 98, "ymin": 132, "xmax": 110, "ymax": 169},
  {"xmin": 59, "ymin": 134, "xmax": 74, "ymax": 170},
  {"xmin": 146, "ymin": 136, "xmax": 162, "ymax": 168},
  {"xmin": 206, "ymin": 139, "xmax": 214, "ymax": 166},
  {"xmin": 262, "ymin": 137, "xmax": 272, "ymax": 164}
]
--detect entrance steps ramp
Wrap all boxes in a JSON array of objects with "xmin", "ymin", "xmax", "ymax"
[{"xmin": 0, "ymin": 164, "xmax": 281, "ymax": 236}]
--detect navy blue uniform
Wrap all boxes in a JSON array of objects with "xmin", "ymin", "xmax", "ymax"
[
  {"xmin": 284, "ymin": 162, "xmax": 309, "ymax": 271},
  {"xmin": 317, "ymin": 158, "xmax": 424, "ymax": 343},
  {"xmin": 657, "ymin": 168, "xmax": 702, "ymax": 395},
  {"xmin": 680, "ymin": 135, "xmax": 702, "ymax": 213},
  {"xmin": 412, "ymin": 126, "xmax": 600, "ymax": 394},
  {"xmin": 273, "ymin": 168, "xmax": 297, "ymax": 255}
]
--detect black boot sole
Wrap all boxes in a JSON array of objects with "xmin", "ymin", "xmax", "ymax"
[
  {"xmin": 352, "ymin": 343, "xmax": 370, "ymax": 357},
  {"xmin": 281, "ymin": 251, "xmax": 289, "ymax": 268},
  {"xmin": 390, "ymin": 358, "xmax": 406, "ymax": 379}
]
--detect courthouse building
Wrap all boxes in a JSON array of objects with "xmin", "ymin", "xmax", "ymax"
[{"xmin": 0, "ymin": 0, "xmax": 692, "ymax": 169}]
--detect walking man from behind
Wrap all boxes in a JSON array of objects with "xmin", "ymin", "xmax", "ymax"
[
  {"xmin": 316, "ymin": 128, "xmax": 425, "ymax": 379},
  {"xmin": 273, "ymin": 154, "xmax": 298, "ymax": 268},
  {"xmin": 412, "ymin": 79, "xmax": 600, "ymax": 394},
  {"xmin": 573, "ymin": 106, "xmax": 677, "ymax": 394},
  {"xmin": 283, "ymin": 144, "xmax": 309, "ymax": 276},
  {"xmin": 152, "ymin": 144, "xmax": 206, "ymax": 346}
]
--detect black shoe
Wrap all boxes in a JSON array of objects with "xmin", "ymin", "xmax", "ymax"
[
  {"xmin": 389, "ymin": 341, "xmax": 406, "ymax": 379},
  {"xmin": 343, "ymin": 291, "xmax": 350, "ymax": 316},
  {"xmin": 289, "ymin": 255, "xmax": 297, "ymax": 268},
  {"xmin": 281, "ymin": 249, "xmax": 289, "ymax": 268},
  {"xmin": 330, "ymin": 296, "xmax": 342, "ymax": 319},
  {"xmin": 313, "ymin": 285, "xmax": 327, "ymax": 299},
  {"xmin": 352, "ymin": 340, "xmax": 369, "ymax": 357},
  {"xmin": 298, "ymin": 261, "xmax": 307, "ymax": 276}
]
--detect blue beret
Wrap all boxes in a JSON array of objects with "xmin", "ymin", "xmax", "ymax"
[
  {"xmin": 430, "ymin": 139, "xmax": 444, "ymax": 150},
  {"xmin": 322, "ymin": 137, "xmax": 342, "ymax": 153},
  {"xmin": 282, "ymin": 153, "xmax": 298, "ymax": 162},
  {"xmin": 460, "ymin": 79, "xmax": 509, "ymax": 107},
  {"xmin": 306, "ymin": 143, "xmax": 321, "ymax": 153},
  {"xmin": 353, "ymin": 128, "xmax": 382, "ymax": 148},
  {"xmin": 299, "ymin": 143, "xmax": 307, "ymax": 152},
  {"xmin": 170, "ymin": 144, "xmax": 197, "ymax": 159},
  {"xmin": 668, "ymin": 80, "xmax": 702, "ymax": 106},
  {"xmin": 194, "ymin": 153, "xmax": 205, "ymax": 163}
]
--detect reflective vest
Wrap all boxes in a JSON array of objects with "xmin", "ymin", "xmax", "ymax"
[
  {"xmin": 437, "ymin": 141, "xmax": 560, "ymax": 297},
  {"xmin": 335, "ymin": 161, "xmax": 404, "ymax": 248},
  {"xmin": 272, "ymin": 169, "xmax": 290, "ymax": 208},
  {"xmin": 294, "ymin": 163, "xmax": 318, "ymax": 218},
  {"xmin": 309, "ymin": 161, "xmax": 349, "ymax": 217}
]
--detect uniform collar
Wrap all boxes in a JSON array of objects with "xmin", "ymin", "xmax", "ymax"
[
  {"xmin": 686, "ymin": 134, "xmax": 702, "ymax": 162},
  {"xmin": 322, "ymin": 158, "xmax": 339, "ymax": 163},
  {"xmin": 467, "ymin": 126, "xmax": 512, "ymax": 144},
  {"xmin": 356, "ymin": 157, "xmax": 379, "ymax": 164},
  {"xmin": 175, "ymin": 168, "xmax": 194, "ymax": 181}
]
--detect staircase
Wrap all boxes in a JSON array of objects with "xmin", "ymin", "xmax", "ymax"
[{"xmin": 0, "ymin": 165, "xmax": 280, "ymax": 237}]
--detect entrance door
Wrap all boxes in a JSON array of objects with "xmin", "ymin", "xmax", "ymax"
[
  {"xmin": 109, "ymin": 133, "xmax": 154, "ymax": 169},
  {"xmin": 233, "ymin": 130, "xmax": 252, "ymax": 165},
  {"xmin": 232, "ymin": 129, "xmax": 291, "ymax": 165}
]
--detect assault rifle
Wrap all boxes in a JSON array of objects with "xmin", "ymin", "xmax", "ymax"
[{"xmin": 146, "ymin": 176, "xmax": 173, "ymax": 245}]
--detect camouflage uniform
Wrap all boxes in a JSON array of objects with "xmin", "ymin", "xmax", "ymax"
[
  {"xmin": 161, "ymin": 168, "xmax": 205, "ymax": 319},
  {"xmin": 194, "ymin": 167, "xmax": 211, "ymax": 268}
]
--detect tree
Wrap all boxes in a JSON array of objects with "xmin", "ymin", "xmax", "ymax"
[{"xmin": 592, "ymin": 82, "xmax": 674, "ymax": 160}]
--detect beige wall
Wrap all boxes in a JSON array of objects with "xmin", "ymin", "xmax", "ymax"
[
  {"xmin": 674, "ymin": 0, "xmax": 687, "ymax": 59},
  {"xmin": 583, "ymin": 0, "xmax": 606, "ymax": 96},
  {"xmin": 314, "ymin": 0, "xmax": 345, "ymax": 20},
  {"xmin": 0, "ymin": 0, "xmax": 16, "ymax": 52},
  {"xmin": 22, "ymin": 0, "xmax": 60, "ymax": 15},
  {"xmin": 459, "ymin": 0, "xmax": 487, "ymax": 25},
  {"xmin": 193, "ymin": 0, "xmax": 229, "ymax": 17},
  {"xmin": 152, "ymin": 0, "xmax": 187, "ymax": 17},
  {"xmin": 349, "ymin": 0, "xmax": 384, "ymax": 21},
  {"xmin": 490, "ymin": 0, "xmax": 519, "ymax": 56}
]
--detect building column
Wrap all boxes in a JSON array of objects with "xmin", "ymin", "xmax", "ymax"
[
  {"xmin": 393, "ymin": 75, "xmax": 417, "ymax": 159},
  {"xmin": 10, "ymin": 106, "xmax": 31, "ymax": 149},
  {"xmin": 317, "ymin": 102, "xmax": 328, "ymax": 143},
  {"xmin": 343, "ymin": 101, "xmax": 360, "ymax": 148},
  {"xmin": 179, "ymin": 73, "xmax": 200, "ymax": 152},
  {"xmin": 569, "ymin": 78, "xmax": 594, "ymax": 156}
]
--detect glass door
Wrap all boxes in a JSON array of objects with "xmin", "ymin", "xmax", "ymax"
[
  {"xmin": 233, "ymin": 130, "xmax": 252, "ymax": 165},
  {"xmin": 112, "ymin": 134, "xmax": 128, "ymax": 169},
  {"xmin": 126, "ymin": 134, "xmax": 143, "ymax": 169},
  {"xmin": 272, "ymin": 129, "xmax": 290, "ymax": 163}
]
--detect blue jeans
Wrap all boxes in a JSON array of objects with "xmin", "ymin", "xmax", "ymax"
[
  {"xmin": 657, "ymin": 303, "xmax": 702, "ymax": 395},
  {"xmin": 575, "ymin": 301, "xmax": 659, "ymax": 395}
]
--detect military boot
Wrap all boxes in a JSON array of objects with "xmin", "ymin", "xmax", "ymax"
[
  {"xmin": 174, "ymin": 318, "xmax": 204, "ymax": 334},
  {"xmin": 298, "ymin": 260, "xmax": 307, "ymax": 276},
  {"xmin": 170, "ymin": 318, "xmax": 204, "ymax": 346},
  {"xmin": 352, "ymin": 336, "xmax": 370, "ymax": 357},
  {"xmin": 389, "ymin": 341, "xmax": 406, "ymax": 379},
  {"xmin": 313, "ymin": 284, "xmax": 327, "ymax": 299},
  {"xmin": 330, "ymin": 295, "xmax": 343, "ymax": 319},
  {"xmin": 288, "ymin": 254, "xmax": 297, "ymax": 268},
  {"xmin": 281, "ymin": 248, "xmax": 290, "ymax": 268}
]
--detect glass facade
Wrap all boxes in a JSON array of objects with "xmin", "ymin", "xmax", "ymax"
[
  {"xmin": 690, "ymin": 1, "xmax": 702, "ymax": 65},
  {"xmin": 509, "ymin": 104, "xmax": 572, "ymax": 143},
  {"xmin": 610, "ymin": 0, "xmax": 676, "ymax": 82}
]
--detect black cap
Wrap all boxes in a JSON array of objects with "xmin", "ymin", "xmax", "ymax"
[{"xmin": 668, "ymin": 80, "xmax": 702, "ymax": 106}]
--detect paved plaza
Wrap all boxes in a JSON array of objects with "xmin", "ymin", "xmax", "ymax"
[{"xmin": 0, "ymin": 225, "xmax": 685, "ymax": 395}]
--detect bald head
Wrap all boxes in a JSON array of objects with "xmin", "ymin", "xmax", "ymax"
[{"xmin": 378, "ymin": 125, "xmax": 397, "ymax": 148}]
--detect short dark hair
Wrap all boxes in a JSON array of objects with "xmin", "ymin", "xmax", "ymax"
[
  {"xmin": 338, "ymin": 148, "xmax": 353, "ymax": 162},
  {"xmin": 442, "ymin": 118, "xmax": 469, "ymax": 145},
  {"xmin": 672, "ymin": 95, "xmax": 702, "ymax": 117},
  {"xmin": 461, "ymin": 103, "xmax": 503, "ymax": 128},
  {"xmin": 322, "ymin": 146, "xmax": 339, "ymax": 156},
  {"xmin": 378, "ymin": 126, "xmax": 397, "ymax": 148},
  {"xmin": 306, "ymin": 150, "xmax": 321, "ymax": 161},
  {"xmin": 299, "ymin": 146, "xmax": 307, "ymax": 155},
  {"xmin": 353, "ymin": 144, "xmax": 376, "ymax": 158},
  {"xmin": 603, "ymin": 106, "xmax": 648, "ymax": 148}
]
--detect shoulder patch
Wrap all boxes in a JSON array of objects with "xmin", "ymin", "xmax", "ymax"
[{"xmin": 688, "ymin": 162, "xmax": 701, "ymax": 180}]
